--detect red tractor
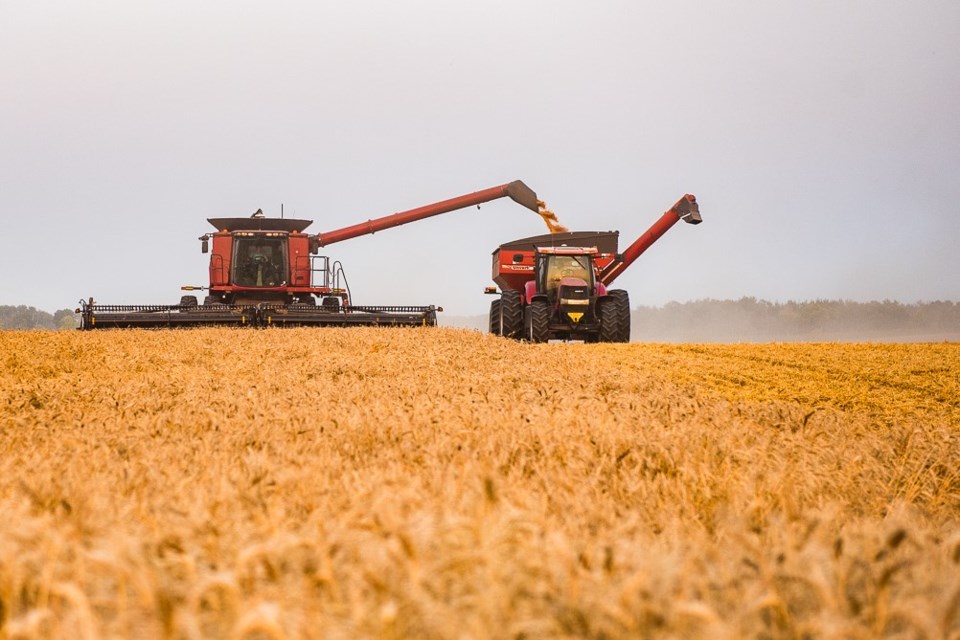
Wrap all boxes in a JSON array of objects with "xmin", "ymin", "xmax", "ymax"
[
  {"xmin": 487, "ymin": 194, "xmax": 701, "ymax": 342},
  {"xmin": 78, "ymin": 181, "xmax": 539, "ymax": 329}
]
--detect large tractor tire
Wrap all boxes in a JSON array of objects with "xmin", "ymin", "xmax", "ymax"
[
  {"xmin": 598, "ymin": 289, "xmax": 631, "ymax": 343},
  {"xmin": 526, "ymin": 300, "xmax": 551, "ymax": 343},
  {"xmin": 500, "ymin": 289, "xmax": 524, "ymax": 339},
  {"xmin": 488, "ymin": 299, "xmax": 502, "ymax": 336}
]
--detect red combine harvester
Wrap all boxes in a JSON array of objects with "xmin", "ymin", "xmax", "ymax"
[
  {"xmin": 487, "ymin": 194, "xmax": 701, "ymax": 342},
  {"xmin": 78, "ymin": 181, "xmax": 539, "ymax": 329}
]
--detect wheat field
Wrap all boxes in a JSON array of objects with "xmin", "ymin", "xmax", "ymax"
[{"xmin": 1, "ymin": 328, "xmax": 958, "ymax": 639}]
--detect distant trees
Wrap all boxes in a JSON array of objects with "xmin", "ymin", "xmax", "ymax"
[
  {"xmin": 447, "ymin": 298, "xmax": 960, "ymax": 341},
  {"xmin": 4, "ymin": 299, "xmax": 960, "ymax": 338},
  {"xmin": 631, "ymin": 298, "xmax": 960, "ymax": 342},
  {"xmin": 0, "ymin": 306, "xmax": 77, "ymax": 330}
]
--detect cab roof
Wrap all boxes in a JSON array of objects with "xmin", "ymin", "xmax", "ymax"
[
  {"xmin": 537, "ymin": 246, "xmax": 599, "ymax": 255},
  {"xmin": 207, "ymin": 217, "xmax": 313, "ymax": 233}
]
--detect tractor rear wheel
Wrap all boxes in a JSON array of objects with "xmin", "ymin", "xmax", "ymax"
[
  {"xmin": 488, "ymin": 299, "xmax": 501, "ymax": 336},
  {"xmin": 526, "ymin": 300, "xmax": 551, "ymax": 343},
  {"xmin": 500, "ymin": 289, "xmax": 523, "ymax": 339},
  {"xmin": 598, "ymin": 289, "xmax": 631, "ymax": 342}
]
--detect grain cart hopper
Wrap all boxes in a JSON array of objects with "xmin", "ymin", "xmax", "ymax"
[
  {"xmin": 78, "ymin": 181, "xmax": 539, "ymax": 329},
  {"xmin": 487, "ymin": 194, "xmax": 701, "ymax": 342}
]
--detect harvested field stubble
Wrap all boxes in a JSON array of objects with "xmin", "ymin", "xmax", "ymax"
[{"xmin": 0, "ymin": 328, "xmax": 958, "ymax": 639}]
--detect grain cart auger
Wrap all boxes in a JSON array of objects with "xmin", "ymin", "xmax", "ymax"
[
  {"xmin": 486, "ymin": 194, "xmax": 701, "ymax": 343},
  {"xmin": 77, "ymin": 181, "xmax": 540, "ymax": 329}
]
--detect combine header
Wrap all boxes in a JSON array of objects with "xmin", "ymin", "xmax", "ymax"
[
  {"xmin": 487, "ymin": 194, "xmax": 702, "ymax": 342},
  {"xmin": 78, "ymin": 181, "xmax": 539, "ymax": 330}
]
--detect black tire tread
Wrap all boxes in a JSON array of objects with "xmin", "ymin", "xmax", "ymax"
[
  {"xmin": 500, "ymin": 289, "xmax": 523, "ymax": 339},
  {"xmin": 488, "ymin": 299, "xmax": 502, "ymax": 335},
  {"xmin": 527, "ymin": 300, "xmax": 551, "ymax": 343},
  {"xmin": 598, "ymin": 289, "xmax": 631, "ymax": 342}
]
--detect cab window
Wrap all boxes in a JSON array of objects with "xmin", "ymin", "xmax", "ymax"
[
  {"xmin": 542, "ymin": 254, "xmax": 592, "ymax": 296},
  {"xmin": 233, "ymin": 237, "xmax": 288, "ymax": 287}
]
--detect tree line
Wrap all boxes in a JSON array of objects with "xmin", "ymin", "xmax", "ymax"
[
  {"xmin": 631, "ymin": 298, "xmax": 960, "ymax": 342},
  {"xmin": 0, "ymin": 306, "xmax": 77, "ymax": 330},
  {"xmin": 4, "ymin": 299, "xmax": 959, "ymax": 340},
  {"xmin": 441, "ymin": 298, "xmax": 960, "ymax": 341}
]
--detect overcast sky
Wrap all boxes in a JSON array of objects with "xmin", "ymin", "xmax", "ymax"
[{"xmin": 2, "ymin": 1, "xmax": 958, "ymax": 315}]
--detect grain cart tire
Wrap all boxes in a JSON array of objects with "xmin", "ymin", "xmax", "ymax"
[
  {"xmin": 500, "ymin": 289, "xmax": 523, "ymax": 339},
  {"xmin": 598, "ymin": 289, "xmax": 631, "ymax": 343},
  {"xmin": 489, "ymin": 299, "xmax": 502, "ymax": 336},
  {"xmin": 526, "ymin": 300, "xmax": 551, "ymax": 343}
]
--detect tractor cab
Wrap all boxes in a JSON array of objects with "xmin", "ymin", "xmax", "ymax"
[
  {"xmin": 535, "ymin": 246, "xmax": 598, "ymax": 300},
  {"xmin": 534, "ymin": 246, "xmax": 600, "ymax": 328}
]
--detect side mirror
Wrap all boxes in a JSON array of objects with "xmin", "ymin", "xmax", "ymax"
[{"xmin": 200, "ymin": 236, "xmax": 209, "ymax": 254}]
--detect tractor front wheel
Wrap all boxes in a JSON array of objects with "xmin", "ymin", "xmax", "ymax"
[
  {"xmin": 526, "ymin": 300, "xmax": 551, "ymax": 343},
  {"xmin": 500, "ymin": 289, "xmax": 523, "ymax": 339},
  {"xmin": 598, "ymin": 289, "xmax": 631, "ymax": 342}
]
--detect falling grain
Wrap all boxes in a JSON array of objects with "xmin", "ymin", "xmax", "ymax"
[{"xmin": 536, "ymin": 199, "xmax": 569, "ymax": 234}]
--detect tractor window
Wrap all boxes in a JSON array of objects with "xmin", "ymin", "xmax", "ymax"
[
  {"xmin": 543, "ymin": 255, "xmax": 592, "ymax": 296},
  {"xmin": 233, "ymin": 237, "xmax": 288, "ymax": 287}
]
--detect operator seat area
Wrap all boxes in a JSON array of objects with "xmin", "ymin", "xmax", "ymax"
[{"xmin": 233, "ymin": 237, "xmax": 288, "ymax": 287}]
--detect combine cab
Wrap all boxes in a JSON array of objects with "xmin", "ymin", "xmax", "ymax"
[
  {"xmin": 487, "ymin": 194, "xmax": 701, "ymax": 342},
  {"xmin": 78, "ymin": 181, "xmax": 540, "ymax": 330}
]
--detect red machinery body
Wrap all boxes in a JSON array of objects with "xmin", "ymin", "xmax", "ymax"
[
  {"xmin": 78, "ymin": 181, "xmax": 539, "ymax": 329},
  {"xmin": 207, "ymin": 228, "xmax": 311, "ymax": 290},
  {"xmin": 487, "ymin": 194, "xmax": 701, "ymax": 342},
  {"xmin": 492, "ymin": 230, "xmax": 620, "ymax": 294},
  {"xmin": 201, "ymin": 218, "xmax": 335, "ymax": 306}
]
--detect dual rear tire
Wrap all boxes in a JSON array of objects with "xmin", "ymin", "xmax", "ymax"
[
  {"xmin": 488, "ymin": 299, "xmax": 501, "ymax": 335},
  {"xmin": 489, "ymin": 290, "xmax": 523, "ymax": 338},
  {"xmin": 598, "ymin": 289, "xmax": 631, "ymax": 342}
]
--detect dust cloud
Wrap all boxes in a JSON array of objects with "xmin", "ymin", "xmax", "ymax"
[{"xmin": 441, "ymin": 300, "xmax": 960, "ymax": 342}]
